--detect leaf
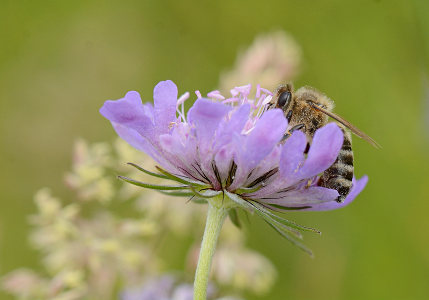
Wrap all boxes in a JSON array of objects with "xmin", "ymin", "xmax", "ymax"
[
  {"xmin": 228, "ymin": 209, "xmax": 241, "ymax": 228},
  {"xmin": 118, "ymin": 176, "xmax": 189, "ymax": 190}
]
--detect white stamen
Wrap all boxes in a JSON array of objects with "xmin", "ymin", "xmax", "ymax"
[
  {"xmin": 177, "ymin": 92, "xmax": 190, "ymax": 106},
  {"xmin": 256, "ymin": 84, "xmax": 261, "ymax": 98},
  {"xmin": 207, "ymin": 90, "xmax": 225, "ymax": 100},
  {"xmin": 262, "ymin": 95, "xmax": 273, "ymax": 105},
  {"xmin": 222, "ymin": 97, "xmax": 240, "ymax": 104}
]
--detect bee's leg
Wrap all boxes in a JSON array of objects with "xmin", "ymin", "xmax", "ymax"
[
  {"xmin": 286, "ymin": 110, "xmax": 293, "ymax": 122},
  {"xmin": 304, "ymin": 142, "xmax": 311, "ymax": 154},
  {"xmin": 280, "ymin": 123, "xmax": 305, "ymax": 142}
]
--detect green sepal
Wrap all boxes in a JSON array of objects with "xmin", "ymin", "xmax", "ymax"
[
  {"xmin": 225, "ymin": 191, "xmax": 302, "ymax": 239},
  {"xmin": 235, "ymin": 184, "xmax": 263, "ymax": 195},
  {"xmin": 251, "ymin": 201, "xmax": 321, "ymax": 234},
  {"xmin": 155, "ymin": 166, "xmax": 206, "ymax": 187},
  {"xmin": 127, "ymin": 162, "xmax": 170, "ymax": 180},
  {"xmin": 265, "ymin": 220, "xmax": 314, "ymax": 257},
  {"xmin": 267, "ymin": 203, "xmax": 312, "ymax": 211},
  {"xmin": 190, "ymin": 186, "xmax": 222, "ymax": 199},
  {"xmin": 158, "ymin": 191, "xmax": 194, "ymax": 197},
  {"xmin": 191, "ymin": 198, "xmax": 208, "ymax": 204},
  {"xmin": 118, "ymin": 176, "xmax": 189, "ymax": 190}
]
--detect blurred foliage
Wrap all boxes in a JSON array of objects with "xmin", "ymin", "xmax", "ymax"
[{"xmin": 1, "ymin": 0, "xmax": 428, "ymax": 299}]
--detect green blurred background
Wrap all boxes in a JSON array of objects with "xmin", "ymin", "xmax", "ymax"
[{"xmin": 1, "ymin": 0, "xmax": 429, "ymax": 299}]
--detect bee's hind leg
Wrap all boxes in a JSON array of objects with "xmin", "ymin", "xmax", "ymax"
[{"xmin": 280, "ymin": 123, "xmax": 306, "ymax": 143}]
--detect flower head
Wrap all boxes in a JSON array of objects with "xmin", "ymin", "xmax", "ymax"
[{"xmin": 100, "ymin": 80, "xmax": 367, "ymax": 254}]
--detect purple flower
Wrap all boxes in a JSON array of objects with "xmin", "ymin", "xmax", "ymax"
[
  {"xmin": 100, "ymin": 80, "xmax": 367, "ymax": 254},
  {"xmin": 121, "ymin": 275, "xmax": 222, "ymax": 300}
]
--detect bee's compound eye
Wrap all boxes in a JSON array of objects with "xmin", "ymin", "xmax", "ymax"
[{"xmin": 277, "ymin": 91, "xmax": 292, "ymax": 109}]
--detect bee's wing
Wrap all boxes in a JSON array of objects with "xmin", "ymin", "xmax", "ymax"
[{"xmin": 309, "ymin": 102, "xmax": 381, "ymax": 149}]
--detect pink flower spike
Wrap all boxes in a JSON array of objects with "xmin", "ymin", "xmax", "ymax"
[{"xmin": 195, "ymin": 90, "xmax": 202, "ymax": 99}]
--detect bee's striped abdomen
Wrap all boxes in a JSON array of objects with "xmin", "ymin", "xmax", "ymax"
[{"xmin": 318, "ymin": 129, "xmax": 354, "ymax": 202}]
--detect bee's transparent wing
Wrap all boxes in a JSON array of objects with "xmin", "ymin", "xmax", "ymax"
[{"xmin": 309, "ymin": 102, "xmax": 381, "ymax": 149}]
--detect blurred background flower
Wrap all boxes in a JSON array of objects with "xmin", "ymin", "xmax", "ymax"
[
  {"xmin": 219, "ymin": 31, "xmax": 301, "ymax": 93},
  {"xmin": 1, "ymin": 138, "xmax": 276, "ymax": 299},
  {"xmin": 1, "ymin": 1, "xmax": 429, "ymax": 300}
]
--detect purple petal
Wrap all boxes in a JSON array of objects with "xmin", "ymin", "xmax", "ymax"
[
  {"xmin": 230, "ymin": 109, "xmax": 287, "ymax": 190},
  {"xmin": 296, "ymin": 123, "xmax": 343, "ymax": 179},
  {"xmin": 100, "ymin": 91, "xmax": 154, "ymax": 132},
  {"xmin": 158, "ymin": 123, "xmax": 198, "ymax": 175},
  {"xmin": 100, "ymin": 91, "xmax": 159, "ymax": 146},
  {"xmin": 279, "ymin": 131, "xmax": 307, "ymax": 179},
  {"xmin": 187, "ymin": 99, "xmax": 232, "ymax": 188},
  {"xmin": 245, "ymin": 145, "xmax": 281, "ymax": 186},
  {"xmin": 187, "ymin": 99, "xmax": 232, "ymax": 146},
  {"xmin": 213, "ymin": 104, "xmax": 250, "ymax": 152},
  {"xmin": 153, "ymin": 80, "xmax": 178, "ymax": 132},
  {"xmin": 303, "ymin": 175, "xmax": 368, "ymax": 211},
  {"xmin": 250, "ymin": 132, "xmax": 306, "ymax": 198},
  {"xmin": 214, "ymin": 144, "xmax": 234, "ymax": 180},
  {"xmin": 238, "ymin": 109, "xmax": 287, "ymax": 170},
  {"xmin": 212, "ymin": 105, "xmax": 251, "ymax": 181},
  {"xmin": 259, "ymin": 186, "xmax": 339, "ymax": 206},
  {"xmin": 112, "ymin": 123, "xmax": 167, "ymax": 166}
]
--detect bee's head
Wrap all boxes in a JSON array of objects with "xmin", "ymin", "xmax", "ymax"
[{"xmin": 274, "ymin": 83, "xmax": 294, "ymax": 113}]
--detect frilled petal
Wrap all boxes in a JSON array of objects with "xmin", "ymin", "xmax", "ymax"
[
  {"xmin": 258, "ymin": 186, "xmax": 339, "ymax": 206},
  {"xmin": 303, "ymin": 176, "xmax": 368, "ymax": 211},
  {"xmin": 213, "ymin": 105, "xmax": 250, "ymax": 180},
  {"xmin": 296, "ymin": 123, "xmax": 343, "ymax": 179},
  {"xmin": 214, "ymin": 144, "xmax": 234, "ymax": 179},
  {"xmin": 158, "ymin": 123, "xmax": 198, "ymax": 175},
  {"xmin": 248, "ymin": 130, "xmax": 306, "ymax": 198},
  {"xmin": 244, "ymin": 145, "xmax": 281, "ymax": 186},
  {"xmin": 213, "ymin": 104, "xmax": 250, "ymax": 152},
  {"xmin": 187, "ymin": 99, "xmax": 232, "ymax": 188},
  {"xmin": 279, "ymin": 131, "xmax": 307, "ymax": 179},
  {"xmin": 239, "ymin": 109, "xmax": 287, "ymax": 169},
  {"xmin": 101, "ymin": 91, "xmax": 153, "ymax": 126},
  {"xmin": 153, "ymin": 80, "xmax": 178, "ymax": 132},
  {"xmin": 187, "ymin": 99, "xmax": 232, "ymax": 147},
  {"xmin": 230, "ymin": 109, "xmax": 287, "ymax": 190},
  {"xmin": 100, "ymin": 91, "xmax": 159, "ymax": 144},
  {"xmin": 112, "ymin": 123, "xmax": 167, "ymax": 166}
]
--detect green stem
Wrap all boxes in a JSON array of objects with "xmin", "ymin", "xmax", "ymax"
[{"xmin": 193, "ymin": 200, "xmax": 229, "ymax": 300}]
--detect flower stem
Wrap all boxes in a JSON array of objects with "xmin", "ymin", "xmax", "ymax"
[{"xmin": 193, "ymin": 200, "xmax": 228, "ymax": 300}]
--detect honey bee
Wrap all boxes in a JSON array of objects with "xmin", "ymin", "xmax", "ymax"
[{"xmin": 268, "ymin": 83, "xmax": 379, "ymax": 202}]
